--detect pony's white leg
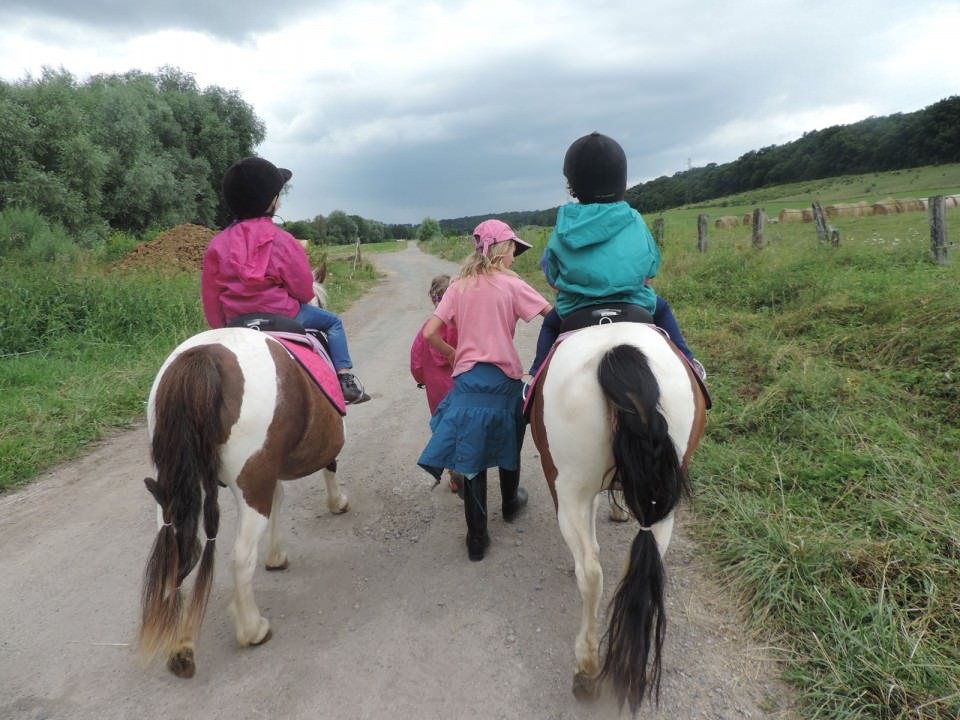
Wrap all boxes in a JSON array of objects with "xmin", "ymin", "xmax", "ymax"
[
  {"xmin": 556, "ymin": 483, "xmax": 604, "ymax": 699},
  {"xmin": 323, "ymin": 466, "xmax": 349, "ymax": 514},
  {"xmin": 227, "ymin": 504, "xmax": 272, "ymax": 647},
  {"xmin": 651, "ymin": 510, "xmax": 676, "ymax": 556},
  {"xmin": 264, "ymin": 482, "xmax": 288, "ymax": 570},
  {"xmin": 607, "ymin": 488, "xmax": 629, "ymax": 522}
]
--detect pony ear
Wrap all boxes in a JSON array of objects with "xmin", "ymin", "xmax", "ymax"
[{"xmin": 314, "ymin": 263, "xmax": 327, "ymax": 284}]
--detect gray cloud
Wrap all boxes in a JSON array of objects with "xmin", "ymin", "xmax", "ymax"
[{"xmin": 2, "ymin": 0, "xmax": 959, "ymax": 224}]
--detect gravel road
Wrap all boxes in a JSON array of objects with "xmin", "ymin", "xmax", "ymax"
[{"xmin": 0, "ymin": 243, "xmax": 794, "ymax": 720}]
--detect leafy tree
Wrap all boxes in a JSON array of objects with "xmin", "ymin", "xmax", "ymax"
[
  {"xmin": 417, "ymin": 217, "xmax": 441, "ymax": 241},
  {"xmin": 326, "ymin": 210, "xmax": 358, "ymax": 244}
]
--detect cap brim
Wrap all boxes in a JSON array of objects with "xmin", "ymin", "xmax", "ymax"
[
  {"xmin": 278, "ymin": 168, "xmax": 292, "ymax": 182},
  {"xmin": 513, "ymin": 239, "xmax": 533, "ymax": 256}
]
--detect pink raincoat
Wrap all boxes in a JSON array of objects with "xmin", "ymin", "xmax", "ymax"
[
  {"xmin": 201, "ymin": 217, "xmax": 314, "ymax": 328},
  {"xmin": 410, "ymin": 320, "xmax": 458, "ymax": 415}
]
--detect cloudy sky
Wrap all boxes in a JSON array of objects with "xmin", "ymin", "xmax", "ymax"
[{"xmin": 1, "ymin": 1, "xmax": 959, "ymax": 225}]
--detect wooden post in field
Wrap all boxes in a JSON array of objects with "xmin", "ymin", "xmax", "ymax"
[
  {"xmin": 653, "ymin": 218, "xmax": 665, "ymax": 248},
  {"xmin": 830, "ymin": 227, "xmax": 841, "ymax": 247},
  {"xmin": 929, "ymin": 195, "xmax": 949, "ymax": 264},
  {"xmin": 697, "ymin": 214, "xmax": 708, "ymax": 252},
  {"xmin": 812, "ymin": 201, "xmax": 829, "ymax": 241},
  {"xmin": 752, "ymin": 208, "xmax": 766, "ymax": 248}
]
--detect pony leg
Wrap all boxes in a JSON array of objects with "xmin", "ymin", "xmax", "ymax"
[
  {"xmin": 557, "ymin": 486, "xmax": 604, "ymax": 700},
  {"xmin": 323, "ymin": 464, "xmax": 349, "ymax": 514},
  {"xmin": 607, "ymin": 487, "xmax": 629, "ymax": 523},
  {"xmin": 265, "ymin": 482, "xmax": 289, "ymax": 570},
  {"xmin": 227, "ymin": 504, "xmax": 272, "ymax": 647}
]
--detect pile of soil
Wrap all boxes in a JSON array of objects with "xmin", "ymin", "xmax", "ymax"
[{"xmin": 111, "ymin": 223, "xmax": 216, "ymax": 273}]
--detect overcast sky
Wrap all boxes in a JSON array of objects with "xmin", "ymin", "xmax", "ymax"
[{"xmin": 2, "ymin": 1, "xmax": 959, "ymax": 225}]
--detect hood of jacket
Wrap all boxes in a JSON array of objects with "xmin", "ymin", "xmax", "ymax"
[
  {"xmin": 223, "ymin": 217, "xmax": 279, "ymax": 283},
  {"xmin": 552, "ymin": 201, "xmax": 636, "ymax": 250}
]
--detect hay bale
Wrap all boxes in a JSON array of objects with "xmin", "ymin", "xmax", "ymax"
[
  {"xmin": 778, "ymin": 208, "xmax": 804, "ymax": 223},
  {"xmin": 714, "ymin": 215, "xmax": 739, "ymax": 229}
]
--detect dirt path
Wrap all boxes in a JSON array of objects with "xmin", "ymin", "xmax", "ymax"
[{"xmin": 0, "ymin": 243, "xmax": 793, "ymax": 720}]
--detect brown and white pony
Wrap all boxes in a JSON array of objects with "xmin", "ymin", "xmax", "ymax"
[
  {"xmin": 528, "ymin": 322, "xmax": 708, "ymax": 714},
  {"xmin": 138, "ymin": 326, "xmax": 349, "ymax": 678}
]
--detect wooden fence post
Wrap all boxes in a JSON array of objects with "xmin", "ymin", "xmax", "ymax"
[
  {"xmin": 752, "ymin": 208, "xmax": 766, "ymax": 248},
  {"xmin": 830, "ymin": 227, "xmax": 841, "ymax": 247},
  {"xmin": 697, "ymin": 214, "xmax": 708, "ymax": 252},
  {"xmin": 929, "ymin": 195, "xmax": 949, "ymax": 264},
  {"xmin": 812, "ymin": 201, "xmax": 829, "ymax": 241},
  {"xmin": 653, "ymin": 218, "xmax": 665, "ymax": 248}
]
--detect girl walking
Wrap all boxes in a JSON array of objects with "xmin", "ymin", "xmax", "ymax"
[
  {"xmin": 418, "ymin": 220, "xmax": 551, "ymax": 561},
  {"xmin": 410, "ymin": 274, "xmax": 462, "ymax": 493}
]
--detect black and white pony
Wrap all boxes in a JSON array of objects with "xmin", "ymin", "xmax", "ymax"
[{"xmin": 528, "ymin": 322, "xmax": 708, "ymax": 713}]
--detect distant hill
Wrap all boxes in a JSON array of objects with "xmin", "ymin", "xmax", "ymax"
[{"xmin": 440, "ymin": 95, "xmax": 960, "ymax": 234}]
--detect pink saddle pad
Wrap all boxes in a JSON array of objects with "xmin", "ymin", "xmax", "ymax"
[{"xmin": 273, "ymin": 336, "xmax": 346, "ymax": 415}]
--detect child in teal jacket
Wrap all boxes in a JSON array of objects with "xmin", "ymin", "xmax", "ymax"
[{"xmin": 529, "ymin": 132, "xmax": 705, "ymax": 380}]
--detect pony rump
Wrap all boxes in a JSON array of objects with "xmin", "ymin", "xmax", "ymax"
[
  {"xmin": 138, "ymin": 347, "xmax": 224, "ymax": 672},
  {"xmin": 596, "ymin": 343, "xmax": 689, "ymax": 713}
]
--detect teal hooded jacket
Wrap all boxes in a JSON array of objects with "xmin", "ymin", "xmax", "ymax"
[{"xmin": 542, "ymin": 201, "xmax": 660, "ymax": 317}]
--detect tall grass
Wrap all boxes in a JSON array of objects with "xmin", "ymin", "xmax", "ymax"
[{"xmin": 0, "ymin": 231, "xmax": 384, "ymax": 490}]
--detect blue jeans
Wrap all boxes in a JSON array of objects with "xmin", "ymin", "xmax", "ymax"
[
  {"xmin": 529, "ymin": 296, "xmax": 695, "ymax": 375},
  {"xmin": 294, "ymin": 303, "xmax": 353, "ymax": 371}
]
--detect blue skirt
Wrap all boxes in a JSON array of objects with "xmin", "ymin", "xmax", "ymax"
[{"xmin": 418, "ymin": 363, "xmax": 525, "ymax": 481}]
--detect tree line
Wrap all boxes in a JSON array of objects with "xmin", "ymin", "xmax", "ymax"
[
  {"xmin": 3, "ymin": 66, "xmax": 958, "ymax": 246},
  {"xmin": 0, "ymin": 67, "xmax": 398, "ymax": 248},
  {"xmin": 624, "ymin": 95, "xmax": 960, "ymax": 214}
]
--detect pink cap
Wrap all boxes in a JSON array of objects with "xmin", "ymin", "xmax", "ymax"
[{"xmin": 472, "ymin": 219, "xmax": 533, "ymax": 257}]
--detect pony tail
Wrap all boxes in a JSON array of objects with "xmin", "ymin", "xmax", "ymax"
[
  {"xmin": 138, "ymin": 348, "xmax": 225, "ymax": 665},
  {"xmin": 138, "ymin": 486, "xmax": 183, "ymax": 665},
  {"xmin": 596, "ymin": 344, "xmax": 688, "ymax": 713},
  {"xmin": 185, "ymin": 478, "xmax": 221, "ymax": 638}
]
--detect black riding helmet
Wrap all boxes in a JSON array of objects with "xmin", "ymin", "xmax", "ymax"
[
  {"xmin": 222, "ymin": 157, "xmax": 292, "ymax": 220},
  {"xmin": 562, "ymin": 132, "xmax": 627, "ymax": 204}
]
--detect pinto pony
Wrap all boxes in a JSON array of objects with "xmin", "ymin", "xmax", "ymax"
[
  {"xmin": 528, "ymin": 322, "xmax": 708, "ymax": 713},
  {"xmin": 138, "ymin": 327, "xmax": 349, "ymax": 678}
]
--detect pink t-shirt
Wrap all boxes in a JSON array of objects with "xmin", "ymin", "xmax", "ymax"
[{"xmin": 433, "ymin": 272, "xmax": 549, "ymax": 379}]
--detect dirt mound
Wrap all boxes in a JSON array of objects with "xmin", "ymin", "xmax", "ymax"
[{"xmin": 111, "ymin": 223, "xmax": 216, "ymax": 273}]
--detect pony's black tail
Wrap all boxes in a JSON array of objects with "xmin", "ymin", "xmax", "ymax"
[
  {"xmin": 138, "ymin": 347, "xmax": 224, "ymax": 666},
  {"xmin": 596, "ymin": 344, "xmax": 690, "ymax": 713}
]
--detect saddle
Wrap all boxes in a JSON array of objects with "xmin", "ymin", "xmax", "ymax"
[
  {"xmin": 228, "ymin": 313, "xmax": 332, "ymax": 358},
  {"xmin": 523, "ymin": 302, "xmax": 710, "ymax": 417},
  {"xmin": 227, "ymin": 313, "xmax": 346, "ymax": 415},
  {"xmin": 559, "ymin": 302, "xmax": 654, "ymax": 333}
]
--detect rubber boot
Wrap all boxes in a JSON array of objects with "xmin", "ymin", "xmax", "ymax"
[
  {"xmin": 499, "ymin": 467, "xmax": 528, "ymax": 522},
  {"xmin": 463, "ymin": 471, "xmax": 489, "ymax": 561}
]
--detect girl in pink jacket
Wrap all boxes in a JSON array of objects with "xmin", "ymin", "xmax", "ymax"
[
  {"xmin": 201, "ymin": 157, "xmax": 369, "ymax": 403},
  {"xmin": 410, "ymin": 274, "xmax": 462, "ymax": 492}
]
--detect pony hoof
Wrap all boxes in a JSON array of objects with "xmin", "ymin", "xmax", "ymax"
[
  {"xmin": 167, "ymin": 649, "xmax": 196, "ymax": 678},
  {"xmin": 266, "ymin": 559, "xmax": 290, "ymax": 571},
  {"xmin": 250, "ymin": 628, "xmax": 273, "ymax": 647},
  {"xmin": 572, "ymin": 671, "xmax": 600, "ymax": 701}
]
